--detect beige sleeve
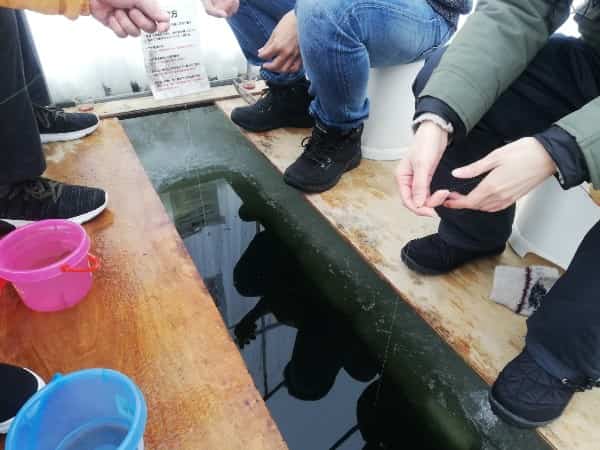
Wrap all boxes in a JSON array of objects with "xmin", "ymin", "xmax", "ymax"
[{"xmin": 0, "ymin": 0, "xmax": 90, "ymax": 19}]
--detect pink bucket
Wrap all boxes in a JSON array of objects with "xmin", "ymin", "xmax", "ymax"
[{"xmin": 0, "ymin": 220, "xmax": 100, "ymax": 312}]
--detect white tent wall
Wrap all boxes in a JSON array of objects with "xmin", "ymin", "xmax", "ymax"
[
  {"xmin": 27, "ymin": 8, "xmax": 246, "ymax": 104},
  {"xmin": 28, "ymin": 0, "xmax": 583, "ymax": 104}
]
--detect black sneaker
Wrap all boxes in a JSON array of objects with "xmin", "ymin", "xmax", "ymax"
[
  {"xmin": 401, "ymin": 233, "xmax": 505, "ymax": 275},
  {"xmin": 489, "ymin": 348, "xmax": 594, "ymax": 428},
  {"xmin": 34, "ymin": 105, "xmax": 100, "ymax": 144},
  {"xmin": 0, "ymin": 364, "xmax": 45, "ymax": 434},
  {"xmin": 231, "ymin": 80, "xmax": 314, "ymax": 132},
  {"xmin": 283, "ymin": 123, "xmax": 363, "ymax": 193},
  {"xmin": 0, "ymin": 178, "xmax": 107, "ymax": 231}
]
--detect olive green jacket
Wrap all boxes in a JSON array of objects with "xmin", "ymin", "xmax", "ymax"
[{"xmin": 421, "ymin": 0, "xmax": 600, "ymax": 187}]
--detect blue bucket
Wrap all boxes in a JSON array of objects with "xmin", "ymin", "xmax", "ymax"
[{"xmin": 6, "ymin": 369, "xmax": 147, "ymax": 450}]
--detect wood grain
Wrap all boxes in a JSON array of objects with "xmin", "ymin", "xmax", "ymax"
[
  {"xmin": 67, "ymin": 82, "xmax": 265, "ymax": 119},
  {"xmin": 218, "ymin": 98, "xmax": 600, "ymax": 450},
  {"xmin": 0, "ymin": 119, "xmax": 286, "ymax": 450}
]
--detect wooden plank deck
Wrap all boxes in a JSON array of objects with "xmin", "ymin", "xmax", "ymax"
[
  {"xmin": 0, "ymin": 119, "xmax": 286, "ymax": 450},
  {"xmin": 68, "ymin": 82, "xmax": 265, "ymax": 119},
  {"xmin": 218, "ymin": 97, "xmax": 600, "ymax": 450}
]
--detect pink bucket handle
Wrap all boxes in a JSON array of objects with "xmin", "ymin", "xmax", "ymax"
[{"xmin": 61, "ymin": 254, "xmax": 101, "ymax": 273}]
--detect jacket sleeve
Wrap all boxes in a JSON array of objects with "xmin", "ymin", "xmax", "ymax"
[
  {"xmin": 555, "ymin": 97, "xmax": 600, "ymax": 189},
  {"xmin": 0, "ymin": 0, "xmax": 90, "ymax": 19},
  {"xmin": 419, "ymin": 0, "xmax": 572, "ymax": 133}
]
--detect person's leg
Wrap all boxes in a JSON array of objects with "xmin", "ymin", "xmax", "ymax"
[
  {"xmin": 227, "ymin": 0, "xmax": 304, "ymax": 85},
  {"xmin": 297, "ymin": 0, "xmax": 453, "ymax": 130},
  {"xmin": 228, "ymin": 0, "xmax": 314, "ymax": 132},
  {"xmin": 406, "ymin": 36, "xmax": 600, "ymax": 262},
  {"xmin": 0, "ymin": 8, "xmax": 107, "ymax": 231},
  {"xmin": 284, "ymin": 0, "xmax": 453, "ymax": 193},
  {"xmin": 13, "ymin": 12, "xmax": 100, "ymax": 143},
  {"xmin": 15, "ymin": 10, "xmax": 50, "ymax": 106},
  {"xmin": 527, "ymin": 219, "xmax": 600, "ymax": 383},
  {"xmin": 0, "ymin": 8, "xmax": 46, "ymax": 186},
  {"xmin": 488, "ymin": 220, "xmax": 600, "ymax": 428}
]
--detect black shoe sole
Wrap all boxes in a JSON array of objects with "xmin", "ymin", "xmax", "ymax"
[
  {"xmin": 400, "ymin": 244, "xmax": 506, "ymax": 276},
  {"xmin": 231, "ymin": 114, "xmax": 314, "ymax": 133},
  {"xmin": 400, "ymin": 247, "xmax": 447, "ymax": 275},
  {"xmin": 284, "ymin": 152, "xmax": 362, "ymax": 194},
  {"xmin": 488, "ymin": 391, "xmax": 555, "ymax": 429}
]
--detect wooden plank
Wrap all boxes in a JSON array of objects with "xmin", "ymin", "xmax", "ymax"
[
  {"xmin": 67, "ymin": 82, "xmax": 265, "ymax": 119},
  {"xmin": 0, "ymin": 119, "xmax": 286, "ymax": 450},
  {"xmin": 218, "ymin": 97, "xmax": 600, "ymax": 450}
]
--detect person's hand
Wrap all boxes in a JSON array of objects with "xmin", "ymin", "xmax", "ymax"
[
  {"xmin": 258, "ymin": 11, "xmax": 301, "ymax": 73},
  {"xmin": 202, "ymin": 0, "xmax": 239, "ymax": 18},
  {"xmin": 396, "ymin": 121, "xmax": 450, "ymax": 217},
  {"xmin": 90, "ymin": 0, "xmax": 170, "ymax": 37},
  {"xmin": 441, "ymin": 137, "xmax": 556, "ymax": 212}
]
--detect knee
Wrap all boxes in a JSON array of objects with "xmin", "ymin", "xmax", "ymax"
[
  {"xmin": 296, "ymin": 0, "xmax": 347, "ymax": 36},
  {"xmin": 412, "ymin": 47, "xmax": 447, "ymax": 97}
]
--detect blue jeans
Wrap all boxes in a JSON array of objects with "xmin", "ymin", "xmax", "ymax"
[
  {"xmin": 297, "ymin": 0, "xmax": 454, "ymax": 130},
  {"xmin": 227, "ymin": 0, "xmax": 305, "ymax": 85}
]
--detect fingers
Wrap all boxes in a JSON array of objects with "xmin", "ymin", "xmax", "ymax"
[
  {"xmin": 262, "ymin": 54, "xmax": 286, "ymax": 71},
  {"xmin": 290, "ymin": 58, "xmax": 302, "ymax": 73},
  {"xmin": 396, "ymin": 161, "xmax": 436, "ymax": 217},
  {"xmin": 204, "ymin": 3, "xmax": 228, "ymax": 17},
  {"xmin": 411, "ymin": 158, "xmax": 432, "ymax": 208},
  {"xmin": 108, "ymin": 14, "xmax": 127, "ymax": 37},
  {"xmin": 114, "ymin": 9, "xmax": 140, "ymax": 36},
  {"xmin": 452, "ymin": 150, "xmax": 500, "ymax": 179},
  {"xmin": 135, "ymin": 0, "xmax": 170, "ymax": 24},
  {"xmin": 426, "ymin": 189, "xmax": 450, "ymax": 208},
  {"xmin": 128, "ymin": 8, "xmax": 157, "ymax": 33},
  {"xmin": 264, "ymin": 54, "xmax": 301, "ymax": 73},
  {"xmin": 156, "ymin": 20, "xmax": 170, "ymax": 33},
  {"xmin": 444, "ymin": 186, "xmax": 490, "ymax": 211},
  {"xmin": 258, "ymin": 37, "xmax": 277, "ymax": 60}
]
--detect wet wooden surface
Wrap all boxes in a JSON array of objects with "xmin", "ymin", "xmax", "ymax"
[
  {"xmin": 218, "ymin": 98, "xmax": 600, "ymax": 450},
  {"xmin": 0, "ymin": 119, "xmax": 287, "ymax": 450}
]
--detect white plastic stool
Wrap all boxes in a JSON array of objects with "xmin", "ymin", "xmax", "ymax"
[
  {"xmin": 509, "ymin": 178, "xmax": 600, "ymax": 270},
  {"xmin": 362, "ymin": 61, "xmax": 425, "ymax": 161}
]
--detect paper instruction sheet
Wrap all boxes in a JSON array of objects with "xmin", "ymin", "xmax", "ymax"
[{"xmin": 142, "ymin": 0, "xmax": 210, "ymax": 100}]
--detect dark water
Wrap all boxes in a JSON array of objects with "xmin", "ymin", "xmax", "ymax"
[
  {"xmin": 124, "ymin": 108, "xmax": 552, "ymax": 450},
  {"xmin": 159, "ymin": 178, "xmax": 409, "ymax": 450},
  {"xmin": 160, "ymin": 179, "xmax": 369, "ymax": 449}
]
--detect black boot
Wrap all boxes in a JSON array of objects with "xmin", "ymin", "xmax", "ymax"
[
  {"xmin": 284, "ymin": 122, "xmax": 362, "ymax": 193},
  {"xmin": 489, "ymin": 348, "xmax": 595, "ymax": 428},
  {"xmin": 231, "ymin": 79, "xmax": 314, "ymax": 132},
  {"xmin": 401, "ymin": 233, "xmax": 505, "ymax": 275}
]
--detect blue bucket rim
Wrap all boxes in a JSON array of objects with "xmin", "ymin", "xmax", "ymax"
[{"xmin": 5, "ymin": 368, "xmax": 147, "ymax": 450}]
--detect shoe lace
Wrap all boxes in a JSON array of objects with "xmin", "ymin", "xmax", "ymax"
[
  {"xmin": 1, "ymin": 179, "xmax": 64, "ymax": 203},
  {"xmin": 561, "ymin": 377, "xmax": 600, "ymax": 392},
  {"xmin": 254, "ymin": 85, "xmax": 291, "ymax": 113},
  {"xmin": 34, "ymin": 105, "xmax": 66, "ymax": 129},
  {"xmin": 300, "ymin": 131, "xmax": 342, "ymax": 168}
]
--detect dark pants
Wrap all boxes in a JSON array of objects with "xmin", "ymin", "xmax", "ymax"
[
  {"xmin": 414, "ymin": 35, "xmax": 600, "ymax": 382},
  {"xmin": 0, "ymin": 8, "xmax": 46, "ymax": 185}
]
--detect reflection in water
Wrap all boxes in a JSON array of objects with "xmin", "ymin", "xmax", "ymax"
[{"xmin": 159, "ymin": 178, "xmax": 438, "ymax": 450}]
